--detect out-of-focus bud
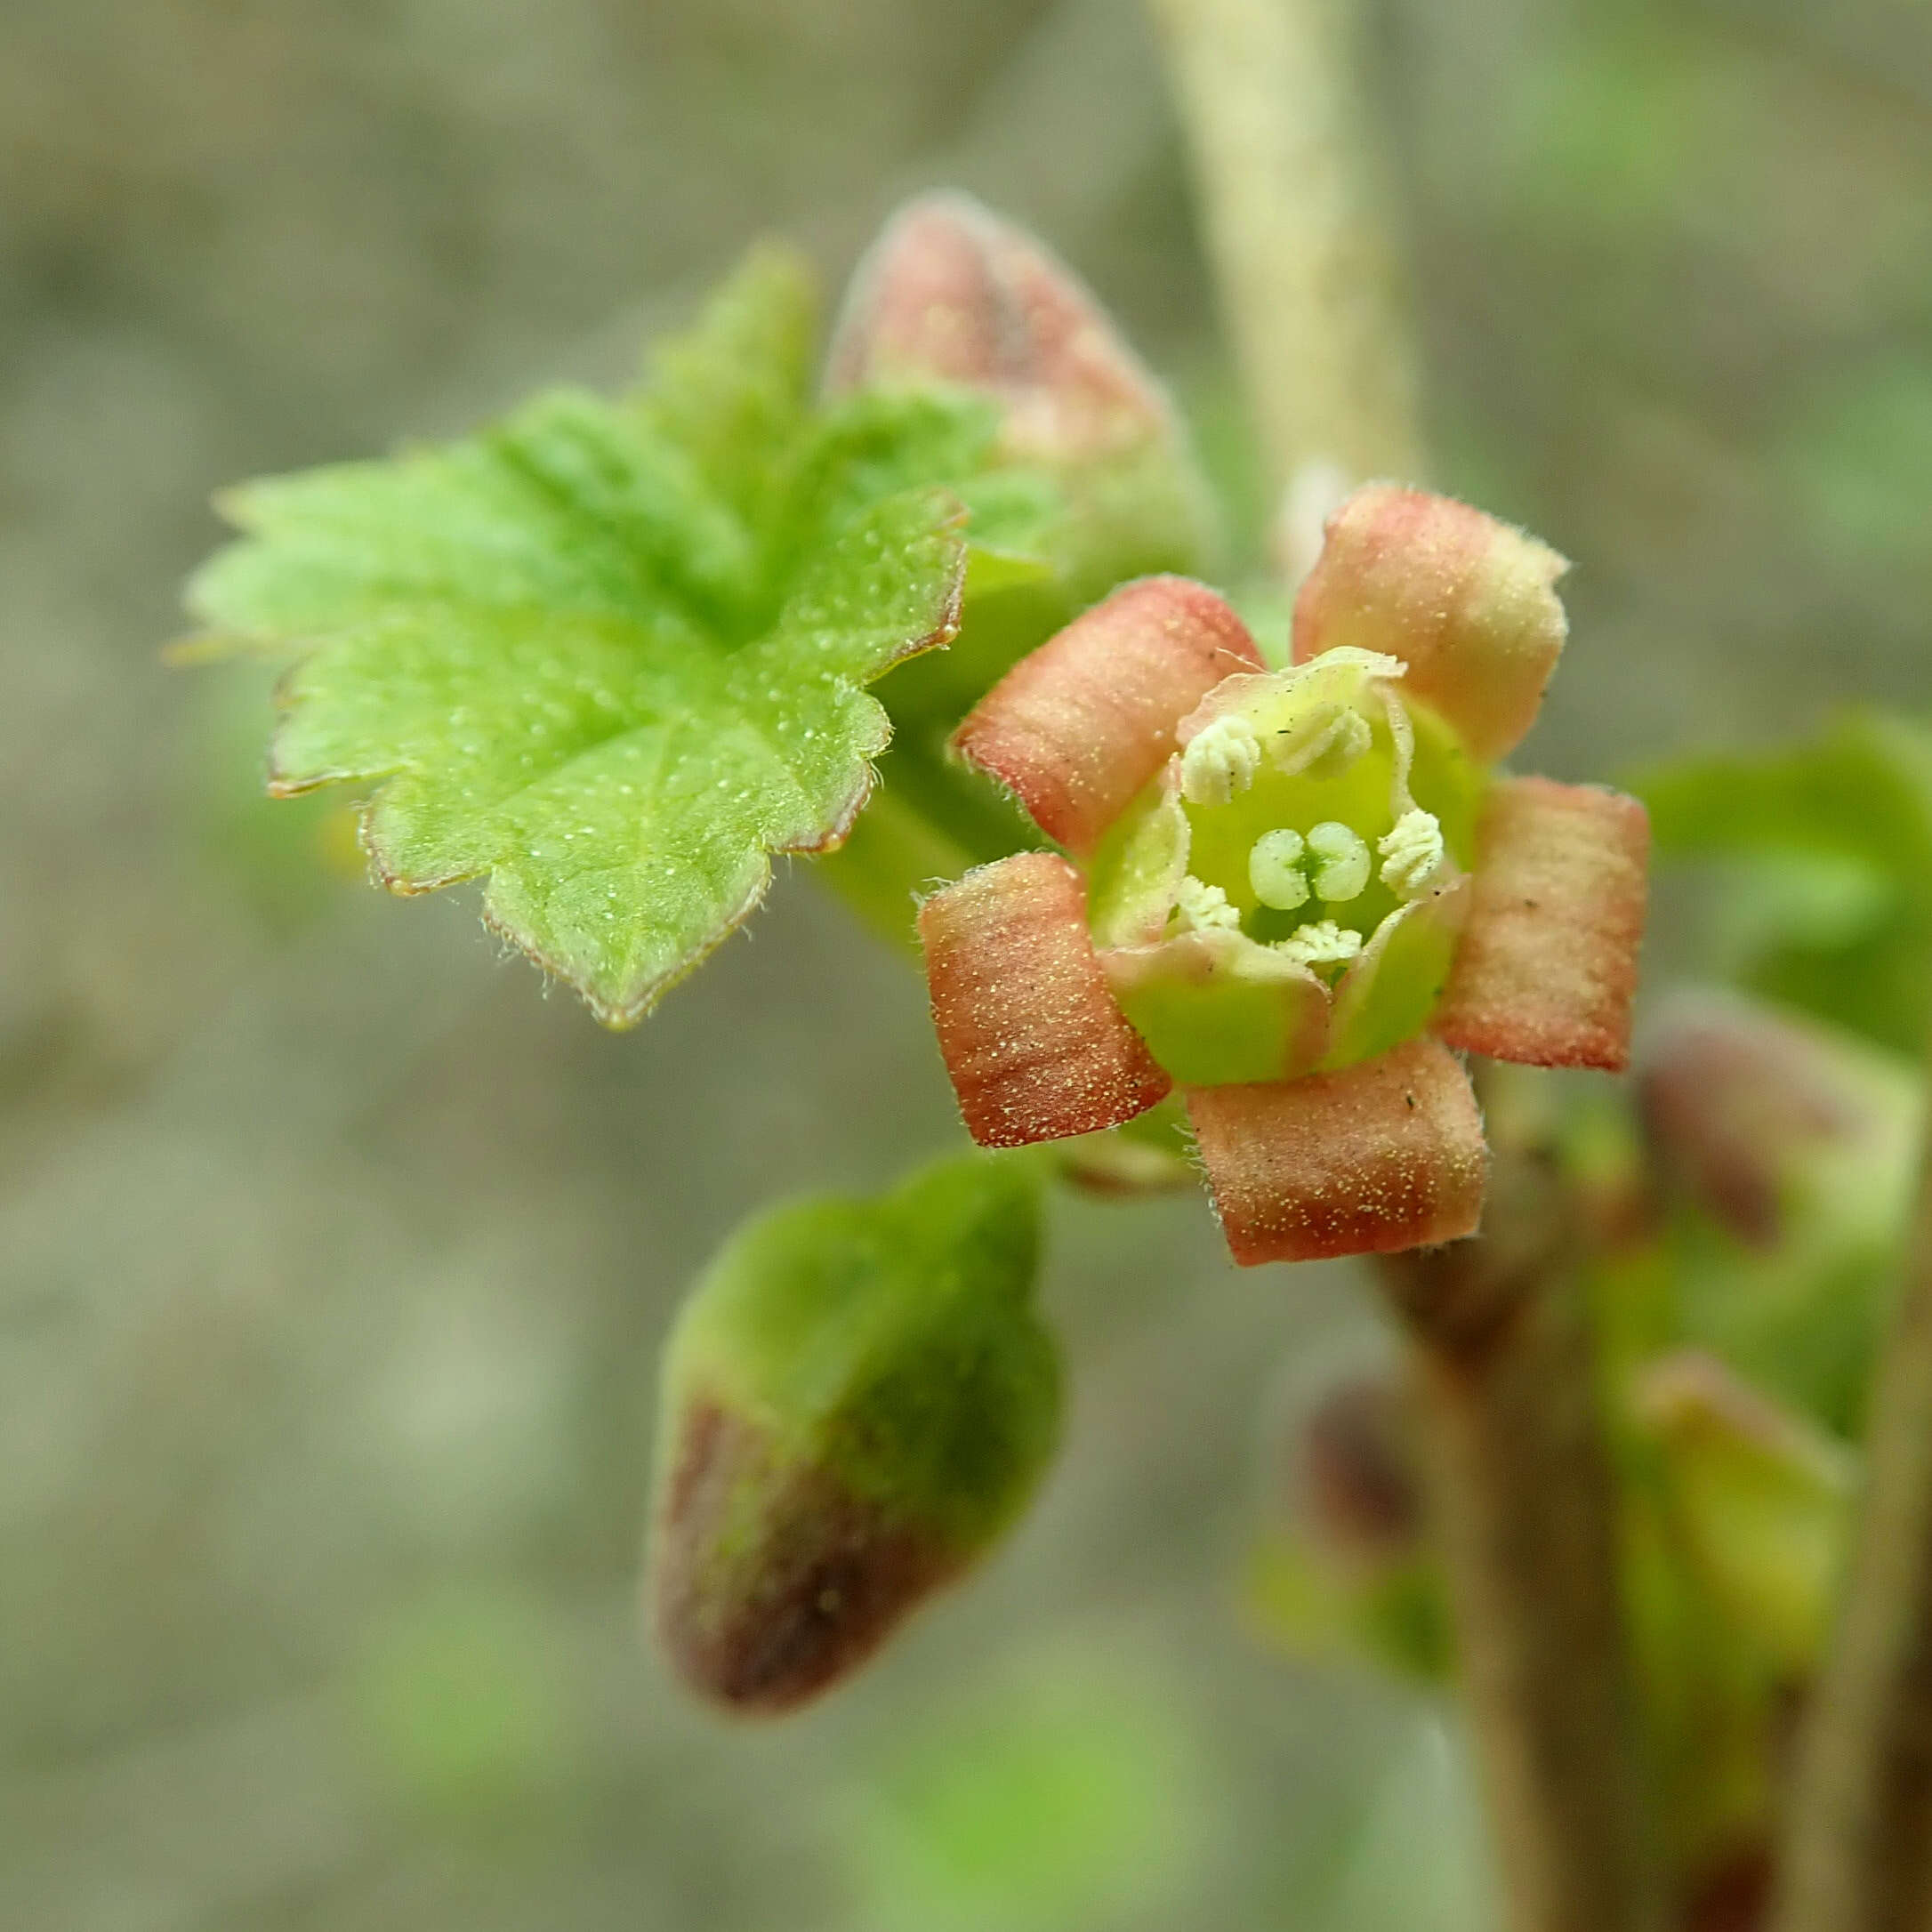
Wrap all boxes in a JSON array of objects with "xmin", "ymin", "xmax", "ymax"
[
  {"xmin": 1246, "ymin": 1363, "xmax": 1452, "ymax": 1682},
  {"xmin": 1292, "ymin": 483, "xmax": 1568, "ymax": 765},
  {"xmin": 1631, "ymin": 1348, "xmax": 1854, "ymax": 1678},
  {"xmin": 825, "ymin": 191, "xmax": 1178, "ymax": 465},
  {"xmin": 1680, "ymin": 1840, "xmax": 1773, "ymax": 1932},
  {"xmin": 1637, "ymin": 989, "xmax": 1917, "ymax": 1252},
  {"xmin": 1294, "ymin": 1373, "xmax": 1429, "ymax": 1568},
  {"xmin": 648, "ymin": 1155, "xmax": 1059, "ymax": 1715}
]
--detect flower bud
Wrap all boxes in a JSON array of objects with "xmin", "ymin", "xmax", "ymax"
[
  {"xmin": 648, "ymin": 1155, "xmax": 1060, "ymax": 1714},
  {"xmin": 1294, "ymin": 1373, "xmax": 1429, "ymax": 1567},
  {"xmin": 1631, "ymin": 1348, "xmax": 1854, "ymax": 1676},
  {"xmin": 1637, "ymin": 990, "xmax": 1917, "ymax": 1251},
  {"xmin": 1246, "ymin": 1363, "xmax": 1452, "ymax": 1681},
  {"xmin": 825, "ymin": 191, "xmax": 1176, "ymax": 463}
]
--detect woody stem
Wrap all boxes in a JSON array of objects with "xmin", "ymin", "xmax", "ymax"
[
  {"xmin": 1770, "ymin": 1080, "xmax": 1932, "ymax": 1932},
  {"xmin": 1376, "ymin": 1086, "xmax": 1662, "ymax": 1932}
]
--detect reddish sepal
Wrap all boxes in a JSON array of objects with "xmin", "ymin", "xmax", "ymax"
[
  {"xmin": 953, "ymin": 577, "xmax": 1263, "ymax": 854},
  {"xmin": 1435, "ymin": 777, "xmax": 1649, "ymax": 1072},
  {"xmin": 920, "ymin": 852, "xmax": 1171, "ymax": 1147},
  {"xmin": 1293, "ymin": 485, "xmax": 1567, "ymax": 764},
  {"xmin": 1187, "ymin": 1040, "xmax": 1487, "ymax": 1266}
]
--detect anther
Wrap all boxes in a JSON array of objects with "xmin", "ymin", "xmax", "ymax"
[
  {"xmin": 1180, "ymin": 716, "xmax": 1263, "ymax": 806},
  {"xmin": 1274, "ymin": 920, "xmax": 1364, "ymax": 970},
  {"xmin": 1174, "ymin": 875, "xmax": 1242, "ymax": 931},
  {"xmin": 1379, "ymin": 809, "xmax": 1445, "ymax": 898}
]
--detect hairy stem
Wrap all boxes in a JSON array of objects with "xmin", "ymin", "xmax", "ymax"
[
  {"xmin": 1378, "ymin": 1117, "xmax": 1662, "ymax": 1932},
  {"xmin": 1144, "ymin": 0, "xmax": 1424, "ymax": 503},
  {"xmin": 1771, "ymin": 1104, "xmax": 1932, "ymax": 1932}
]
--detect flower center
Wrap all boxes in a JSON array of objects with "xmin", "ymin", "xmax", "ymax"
[
  {"xmin": 1081, "ymin": 648, "xmax": 1488, "ymax": 1088},
  {"xmin": 1170, "ymin": 682, "xmax": 1445, "ymax": 975}
]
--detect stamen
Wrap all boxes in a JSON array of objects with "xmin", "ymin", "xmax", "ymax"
[
  {"xmin": 1273, "ymin": 705, "xmax": 1373, "ymax": 781},
  {"xmin": 1379, "ymin": 809, "xmax": 1445, "ymax": 898},
  {"xmin": 1248, "ymin": 829, "xmax": 1310, "ymax": 911},
  {"xmin": 1180, "ymin": 716, "xmax": 1263, "ymax": 805},
  {"xmin": 1274, "ymin": 920, "xmax": 1364, "ymax": 970},
  {"xmin": 1173, "ymin": 874, "xmax": 1242, "ymax": 932},
  {"xmin": 1307, "ymin": 821, "xmax": 1371, "ymax": 902}
]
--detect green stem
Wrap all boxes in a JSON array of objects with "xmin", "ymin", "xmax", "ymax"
[
  {"xmin": 1770, "ymin": 1097, "xmax": 1932, "ymax": 1932},
  {"xmin": 1143, "ymin": 0, "xmax": 1424, "ymax": 504}
]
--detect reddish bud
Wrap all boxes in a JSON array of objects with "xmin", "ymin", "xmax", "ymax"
[
  {"xmin": 649, "ymin": 1158, "xmax": 1059, "ymax": 1714},
  {"xmin": 1638, "ymin": 992, "xmax": 1915, "ymax": 1248},
  {"xmin": 1295, "ymin": 1373, "xmax": 1428, "ymax": 1566},
  {"xmin": 825, "ymin": 192, "xmax": 1176, "ymax": 461},
  {"xmin": 656, "ymin": 1399, "xmax": 962, "ymax": 1712}
]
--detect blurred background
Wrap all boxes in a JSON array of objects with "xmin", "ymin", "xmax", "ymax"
[{"xmin": 3, "ymin": 1, "xmax": 1929, "ymax": 1927}]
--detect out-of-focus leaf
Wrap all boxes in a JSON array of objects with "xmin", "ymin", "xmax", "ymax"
[
  {"xmin": 1631, "ymin": 1351, "xmax": 1854, "ymax": 1677},
  {"xmin": 347, "ymin": 1585, "xmax": 573, "ymax": 1826},
  {"xmin": 1631, "ymin": 712, "xmax": 1932, "ymax": 1052},
  {"xmin": 847, "ymin": 1646, "xmax": 1209, "ymax": 1932},
  {"xmin": 1635, "ymin": 990, "xmax": 1920, "ymax": 1436},
  {"xmin": 1244, "ymin": 1534, "xmax": 1455, "ymax": 1686},
  {"xmin": 1782, "ymin": 358, "xmax": 1932, "ymax": 578}
]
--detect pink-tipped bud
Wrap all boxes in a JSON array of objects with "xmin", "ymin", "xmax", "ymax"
[
  {"xmin": 649, "ymin": 1158, "xmax": 1060, "ymax": 1715},
  {"xmin": 825, "ymin": 192, "xmax": 1175, "ymax": 462},
  {"xmin": 1638, "ymin": 992, "xmax": 1916, "ymax": 1249},
  {"xmin": 1292, "ymin": 485, "xmax": 1568, "ymax": 765}
]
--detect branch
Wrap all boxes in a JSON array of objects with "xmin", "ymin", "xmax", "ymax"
[
  {"xmin": 1378, "ymin": 1122, "xmax": 1663, "ymax": 1932},
  {"xmin": 1143, "ymin": 0, "xmax": 1424, "ymax": 503},
  {"xmin": 1146, "ymin": 10, "xmax": 1656, "ymax": 1921},
  {"xmin": 1771, "ymin": 1108, "xmax": 1932, "ymax": 1932}
]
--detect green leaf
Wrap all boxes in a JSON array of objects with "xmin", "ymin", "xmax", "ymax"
[
  {"xmin": 186, "ymin": 221, "xmax": 1226, "ymax": 1020},
  {"xmin": 1635, "ymin": 712, "xmax": 1932, "ymax": 882},
  {"xmin": 186, "ymin": 248, "xmax": 1012, "ymax": 1025},
  {"xmin": 1631, "ymin": 712, "xmax": 1932, "ymax": 1052}
]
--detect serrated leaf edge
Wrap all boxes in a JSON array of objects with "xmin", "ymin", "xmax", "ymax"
[{"xmin": 263, "ymin": 497, "xmax": 970, "ymax": 1028}]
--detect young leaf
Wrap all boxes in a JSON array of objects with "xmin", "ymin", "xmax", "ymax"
[{"xmin": 185, "ymin": 249, "xmax": 1026, "ymax": 1025}]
